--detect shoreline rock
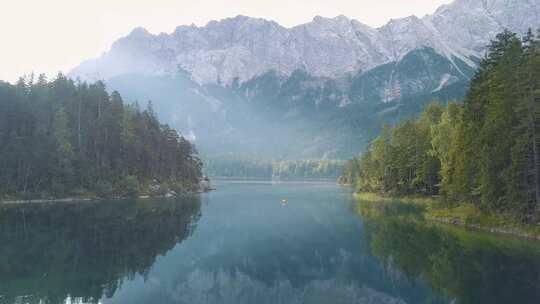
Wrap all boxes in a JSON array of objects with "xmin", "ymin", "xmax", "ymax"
[
  {"xmin": 1, "ymin": 178, "xmax": 218, "ymax": 205},
  {"xmin": 1, "ymin": 191, "xmax": 203, "ymax": 206}
]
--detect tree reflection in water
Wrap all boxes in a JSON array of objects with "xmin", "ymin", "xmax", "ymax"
[
  {"xmin": 0, "ymin": 196, "xmax": 201, "ymax": 304},
  {"xmin": 357, "ymin": 200, "xmax": 540, "ymax": 304}
]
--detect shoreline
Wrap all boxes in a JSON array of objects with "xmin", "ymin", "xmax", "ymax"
[
  {"xmin": 428, "ymin": 217, "xmax": 540, "ymax": 241},
  {"xmin": 1, "ymin": 178, "xmax": 216, "ymax": 206},
  {"xmin": 1, "ymin": 197, "xmax": 95, "ymax": 205},
  {"xmin": 0, "ymin": 190, "xmax": 212, "ymax": 206},
  {"xmin": 353, "ymin": 192, "xmax": 540, "ymax": 241},
  {"xmin": 211, "ymin": 179, "xmax": 339, "ymax": 185},
  {"xmin": 210, "ymin": 177, "xmax": 339, "ymax": 183},
  {"xmin": 0, "ymin": 179, "xmax": 339, "ymax": 205}
]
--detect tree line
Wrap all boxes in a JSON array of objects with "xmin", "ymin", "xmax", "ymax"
[
  {"xmin": 340, "ymin": 29, "xmax": 540, "ymax": 223},
  {"xmin": 0, "ymin": 73, "xmax": 202, "ymax": 199},
  {"xmin": 272, "ymin": 159, "xmax": 344, "ymax": 180},
  {"xmin": 204, "ymin": 157, "xmax": 344, "ymax": 180}
]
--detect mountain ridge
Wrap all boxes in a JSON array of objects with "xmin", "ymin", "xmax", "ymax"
[
  {"xmin": 70, "ymin": 0, "xmax": 539, "ymax": 86},
  {"xmin": 67, "ymin": 0, "xmax": 540, "ymax": 160}
]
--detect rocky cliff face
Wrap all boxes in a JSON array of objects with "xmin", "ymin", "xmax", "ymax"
[{"xmin": 70, "ymin": 0, "xmax": 540, "ymax": 87}]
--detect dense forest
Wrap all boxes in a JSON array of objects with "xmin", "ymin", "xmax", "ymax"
[
  {"xmin": 0, "ymin": 74, "xmax": 202, "ymax": 199},
  {"xmin": 204, "ymin": 157, "xmax": 344, "ymax": 180},
  {"xmin": 341, "ymin": 29, "xmax": 540, "ymax": 223}
]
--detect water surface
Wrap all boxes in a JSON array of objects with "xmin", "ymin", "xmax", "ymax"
[{"xmin": 1, "ymin": 181, "xmax": 539, "ymax": 304}]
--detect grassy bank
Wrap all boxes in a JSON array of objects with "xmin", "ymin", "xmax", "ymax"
[{"xmin": 354, "ymin": 192, "xmax": 540, "ymax": 240}]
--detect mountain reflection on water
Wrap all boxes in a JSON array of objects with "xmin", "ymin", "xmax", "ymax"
[{"xmin": 1, "ymin": 181, "xmax": 540, "ymax": 304}]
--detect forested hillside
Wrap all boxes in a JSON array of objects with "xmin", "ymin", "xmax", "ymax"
[
  {"xmin": 204, "ymin": 158, "xmax": 344, "ymax": 180},
  {"xmin": 0, "ymin": 74, "xmax": 202, "ymax": 199},
  {"xmin": 341, "ymin": 30, "xmax": 540, "ymax": 223}
]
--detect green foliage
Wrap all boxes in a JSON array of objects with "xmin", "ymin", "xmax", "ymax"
[
  {"xmin": 117, "ymin": 175, "xmax": 140, "ymax": 198},
  {"xmin": 204, "ymin": 157, "xmax": 344, "ymax": 180},
  {"xmin": 95, "ymin": 180, "xmax": 114, "ymax": 198},
  {"xmin": 272, "ymin": 159, "xmax": 344, "ymax": 179},
  {"xmin": 0, "ymin": 74, "xmax": 202, "ymax": 199},
  {"xmin": 344, "ymin": 29, "xmax": 540, "ymax": 223},
  {"xmin": 341, "ymin": 104, "xmax": 445, "ymax": 196},
  {"xmin": 338, "ymin": 157, "xmax": 360, "ymax": 184},
  {"xmin": 430, "ymin": 102, "xmax": 462, "ymax": 198}
]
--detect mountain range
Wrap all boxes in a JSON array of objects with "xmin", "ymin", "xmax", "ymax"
[{"xmin": 69, "ymin": 0, "xmax": 540, "ymax": 161}]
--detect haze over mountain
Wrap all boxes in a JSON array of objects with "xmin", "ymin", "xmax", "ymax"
[
  {"xmin": 72, "ymin": 0, "xmax": 538, "ymax": 84},
  {"xmin": 69, "ymin": 0, "xmax": 540, "ymax": 161}
]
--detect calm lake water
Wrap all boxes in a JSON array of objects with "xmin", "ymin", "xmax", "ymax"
[{"xmin": 1, "ymin": 181, "xmax": 540, "ymax": 304}]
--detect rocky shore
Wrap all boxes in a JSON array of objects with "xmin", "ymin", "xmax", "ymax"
[{"xmin": 1, "ymin": 178, "xmax": 214, "ymax": 205}]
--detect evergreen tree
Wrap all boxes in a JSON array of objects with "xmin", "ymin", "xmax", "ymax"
[
  {"xmin": 0, "ymin": 74, "xmax": 202, "ymax": 199},
  {"xmin": 345, "ymin": 28, "xmax": 540, "ymax": 223}
]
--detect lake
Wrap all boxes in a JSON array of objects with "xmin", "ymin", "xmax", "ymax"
[{"xmin": 1, "ymin": 181, "xmax": 540, "ymax": 304}]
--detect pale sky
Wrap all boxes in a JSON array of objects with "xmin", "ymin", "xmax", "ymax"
[{"xmin": 0, "ymin": 0, "xmax": 453, "ymax": 83}]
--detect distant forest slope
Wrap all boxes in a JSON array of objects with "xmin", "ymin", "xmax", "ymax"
[
  {"xmin": 204, "ymin": 158, "xmax": 344, "ymax": 180},
  {"xmin": 0, "ymin": 74, "xmax": 202, "ymax": 200},
  {"xmin": 103, "ymin": 47, "xmax": 471, "ymax": 162}
]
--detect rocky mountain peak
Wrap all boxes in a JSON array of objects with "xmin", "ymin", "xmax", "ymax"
[
  {"xmin": 129, "ymin": 27, "xmax": 151, "ymax": 37},
  {"xmin": 70, "ymin": 0, "xmax": 540, "ymax": 85}
]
